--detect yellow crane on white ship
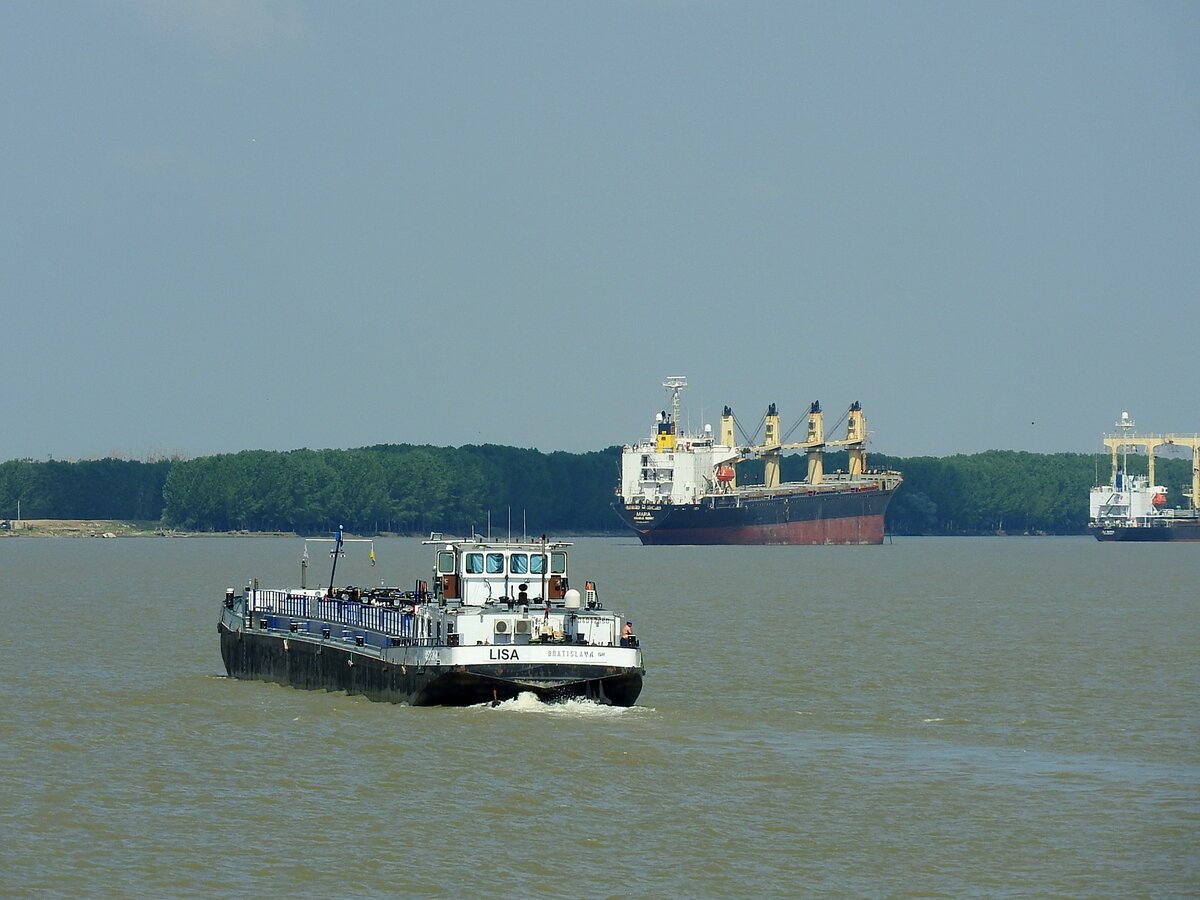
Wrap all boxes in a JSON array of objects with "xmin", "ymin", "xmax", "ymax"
[
  {"xmin": 719, "ymin": 400, "xmax": 872, "ymax": 489},
  {"xmin": 1104, "ymin": 412, "xmax": 1200, "ymax": 510}
]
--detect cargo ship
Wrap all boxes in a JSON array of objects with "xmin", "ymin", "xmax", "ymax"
[
  {"xmin": 1088, "ymin": 412, "xmax": 1200, "ymax": 542},
  {"xmin": 219, "ymin": 530, "xmax": 645, "ymax": 706},
  {"xmin": 614, "ymin": 377, "xmax": 902, "ymax": 545}
]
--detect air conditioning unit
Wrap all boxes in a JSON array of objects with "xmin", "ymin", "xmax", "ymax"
[
  {"xmin": 513, "ymin": 619, "xmax": 532, "ymax": 635},
  {"xmin": 494, "ymin": 619, "xmax": 509, "ymax": 634}
]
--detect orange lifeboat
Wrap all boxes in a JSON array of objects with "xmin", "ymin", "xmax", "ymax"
[
  {"xmin": 1152, "ymin": 492, "xmax": 1167, "ymax": 507},
  {"xmin": 716, "ymin": 465, "xmax": 736, "ymax": 483}
]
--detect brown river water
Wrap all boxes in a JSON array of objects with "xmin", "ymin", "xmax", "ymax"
[{"xmin": 0, "ymin": 535, "xmax": 1195, "ymax": 897}]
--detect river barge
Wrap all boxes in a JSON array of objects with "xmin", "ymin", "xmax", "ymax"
[
  {"xmin": 218, "ymin": 531, "xmax": 644, "ymax": 705},
  {"xmin": 614, "ymin": 376, "xmax": 902, "ymax": 545},
  {"xmin": 1089, "ymin": 412, "xmax": 1200, "ymax": 542}
]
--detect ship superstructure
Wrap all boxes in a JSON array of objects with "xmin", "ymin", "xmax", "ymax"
[
  {"xmin": 1089, "ymin": 412, "xmax": 1200, "ymax": 542},
  {"xmin": 615, "ymin": 377, "xmax": 902, "ymax": 545}
]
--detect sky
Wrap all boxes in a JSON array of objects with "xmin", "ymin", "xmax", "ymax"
[{"xmin": 3, "ymin": 1, "xmax": 1197, "ymax": 463}]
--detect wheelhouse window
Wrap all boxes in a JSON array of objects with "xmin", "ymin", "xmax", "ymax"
[
  {"xmin": 437, "ymin": 550, "xmax": 455, "ymax": 574},
  {"xmin": 465, "ymin": 553, "xmax": 484, "ymax": 574},
  {"xmin": 550, "ymin": 551, "xmax": 567, "ymax": 575},
  {"xmin": 510, "ymin": 554, "xmax": 529, "ymax": 574},
  {"xmin": 530, "ymin": 554, "xmax": 545, "ymax": 575},
  {"xmin": 486, "ymin": 553, "xmax": 504, "ymax": 574}
]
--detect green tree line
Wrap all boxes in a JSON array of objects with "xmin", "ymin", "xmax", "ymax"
[
  {"xmin": 0, "ymin": 458, "xmax": 170, "ymax": 521},
  {"xmin": 1, "ymin": 446, "xmax": 1194, "ymax": 536},
  {"xmin": 155, "ymin": 444, "xmax": 617, "ymax": 534}
]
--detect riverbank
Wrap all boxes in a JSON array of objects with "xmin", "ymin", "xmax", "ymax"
[
  {"xmin": 0, "ymin": 520, "xmax": 445, "ymax": 539},
  {"xmin": 1, "ymin": 519, "xmax": 175, "ymax": 537},
  {"xmin": 1, "ymin": 520, "xmax": 634, "ymax": 539},
  {"xmin": 0, "ymin": 520, "xmax": 298, "ymax": 538}
]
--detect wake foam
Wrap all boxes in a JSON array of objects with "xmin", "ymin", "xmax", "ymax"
[{"xmin": 472, "ymin": 691, "xmax": 647, "ymax": 718}]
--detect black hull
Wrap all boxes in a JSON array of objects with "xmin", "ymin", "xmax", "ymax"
[
  {"xmin": 615, "ymin": 485, "xmax": 896, "ymax": 545},
  {"xmin": 1091, "ymin": 522, "xmax": 1200, "ymax": 542},
  {"xmin": 219, "ymin": 623, "xmax": 643, "ymax": 707}
]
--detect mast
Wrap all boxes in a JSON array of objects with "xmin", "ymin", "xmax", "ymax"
[
  {"xmin": 719, "ymin": 405, "xmax": 738, "ymax": 489},
  {"xmin": 804, "ymin": 401, "xmax": 825, "ymax": 485},
  {"xmin": 845, "ymin": 401, "xmax": 866, "ymax": 477},
  {"xmin": 1192, "ymin": 442, "xmax": 1200, "ymax": 511},
  {"xmin": 666, "ymin": 375, "xmax": 685, "ymax": 431},
  {"xmin": 744, "ymin": 399, "xmax": 835, "ymax": 487},
  {"xmin": 1108, "ymin": 412, "xmax": 1134, "ymax": 489},
  {"xmin": 719, "ymin": 405, "xmax": 736, "ymax": 449},
  {"xmin": 657, "ymin": 376, "xmax": 686, "ymax": 452},
  {"xmin": 763, "ymin": 402, "xmax": 781, "ymax": 488},
  {"xmin": 326, "ymin": 525, "xmax": 344, "ymax": 597}
]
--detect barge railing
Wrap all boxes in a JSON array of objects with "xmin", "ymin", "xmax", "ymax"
[{"xmin": 248, "ymin": 588, "xmax": 417, "ymax": 639}]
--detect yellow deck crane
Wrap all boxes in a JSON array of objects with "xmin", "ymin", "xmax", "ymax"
[{"xmin": 723, "ymin": 400, "xmax": 872, "ymax": 489}]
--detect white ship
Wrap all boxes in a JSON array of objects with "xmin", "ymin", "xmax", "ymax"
[
  {"xmin": 614, "ymin": 376, "xmax": 902, "ymax": 544},
  {"xmin": 1089, "ymin": 412, "xmax": 1200, "ymax": 542},
  {"xmin": 219, "ymin": 531, "xmax": 645, "ymax": 705}
]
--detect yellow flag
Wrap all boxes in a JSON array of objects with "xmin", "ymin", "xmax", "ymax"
[{"xmin": 369, "ymin": 546, "xmax": 376, "ymax": 566}]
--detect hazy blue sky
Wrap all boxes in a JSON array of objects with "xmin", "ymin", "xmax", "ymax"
[{"xmin": 4, "ymin": 1, "xmax": 1197, "ymax": 462}]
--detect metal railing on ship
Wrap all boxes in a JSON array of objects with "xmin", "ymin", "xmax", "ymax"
[{"xmin": 248, "ymin": 589, "xmax": 421, "ymax": 641}]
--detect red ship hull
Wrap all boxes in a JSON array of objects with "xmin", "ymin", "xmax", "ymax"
[{"xmin": 615, "ymin": 485, "xmax": 895, "ymax": 546}]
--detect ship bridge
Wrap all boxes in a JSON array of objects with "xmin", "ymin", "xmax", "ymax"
[{"xmin": 427, "ymin": 535, "xmax": 571, "ymax": 605}]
